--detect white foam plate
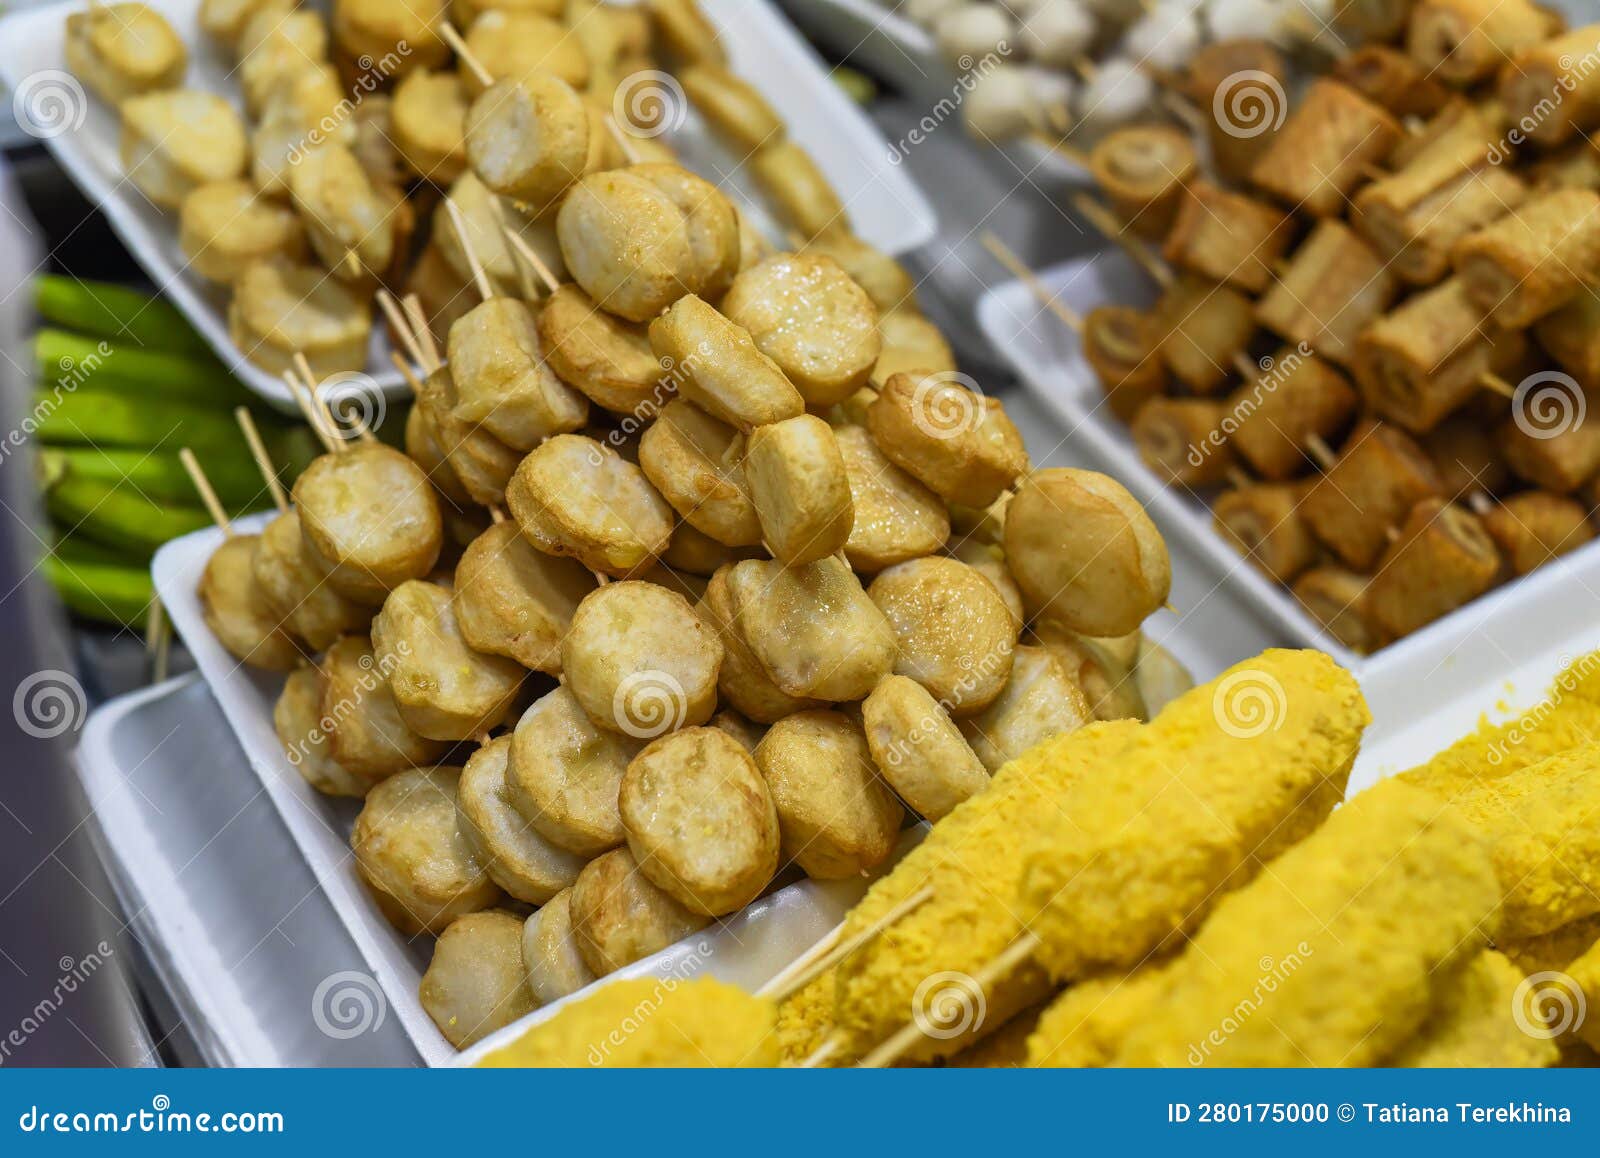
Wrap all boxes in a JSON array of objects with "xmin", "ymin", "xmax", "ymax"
[
  {"xmin": 150, "ymin": 516, "xmax": 893, "ymax": 1064},
  {"xmin": 977, "ymin": 253, "xmax": 1600, "ymax": 682},
  {"xmin": 0, "ymin": 0, "xmax": 936, "ymax": 413}
]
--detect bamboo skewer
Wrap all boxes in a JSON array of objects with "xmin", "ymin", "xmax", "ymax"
[
  {"xmin": 378, "ymin": 288, "xmax": 427, "ymax": 370},
  {"xmin": 497, "ymin": 214, "xmax": 562, "ymax": 296},
  {"xmin": 235, "ymin": 407, "xmax": 288, "ymax": 512},
  {"xmin": 440, "ymin": 21, "xmax": 493, "ymax": 89},
  {"xmin": 445, "ymin": 197, "xmax": 498, "ymax": 303},
  {"xmin": 756, "ymin": 885, "xmax": 936, "ymax": 1004},
  {"xmin": 283, "ymin": 372, "xmax": 340, "ymax": 454},
  {"xmin": 180, "ymin": 448, "xmax": 234, "ymax": 536},
  {"xmin": 980, "ymin": 231, "xmax": 1084, "ymax": 333},
  {"xmin": 402, "ymin": 294, "xmax": 442, "ymax": 372}
]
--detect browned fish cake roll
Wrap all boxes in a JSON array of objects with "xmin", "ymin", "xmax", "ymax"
[
  {"xmin": 1155, "ymin": 279, "xmax": 1256, "ymax": 397},
  {"xmin": 1367, "ymin": 498, "xmax": 1501, "ymax": 638},
  {"xmin": 1082, "ymin": 306, "xmax": 1167, "ymax": 422},
  {"xmin": 1225, "ymin": 353, "xmax": 1359, "ymax": 482},
  {"xmin": 1406, "ymin": 0, "xmax": 1557, "ymax": 86},
  {"xmin": 1482, "ymin": 492, "xmax": 1596, "ymax": 575},
  {"xmin": 1213, "ymin": 483, "xmax": 1319, "ymax": 585},
  {"xmin": 1089, "ymin": 125, "xmax": 1197, "ymax": 242},
  {"xmin": 1254, "ymin": 221, "xmax": 1398, "ymax": 368},
  {"xmin": 1452, "ymin": 189, "xmax": 1600, "ymax": 328},
  {"xmin": 1249, "ymin": 80, "xmax": 1402, "ymax": 219},
  {"xmin": 1163, "ymin": 181, "xmax": 1293, "ymax": 295},
  {"xmin": 1294, "ymin": 566, "xmax": 1383, "ymax": 655},
  {"xmin": 1301, "ymin": 421, "xmax": 1444, "ymax": 570},
  {"xmin": 1130, "ymin": 398, "xmax": 1235, "ymax": 489}
]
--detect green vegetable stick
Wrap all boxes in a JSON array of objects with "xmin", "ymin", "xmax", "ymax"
[
  {"xmin": 36, "ymin": 329, "xmax": 253, "ymax": 408},
  {"xmin": 30, "ymin": 389, "xmax": 261, "ymax": 455},
  {"xmin": 38, "ymin": 448, "xmax": 275, "ymax": 510},
  {"xmin": 34, "ymin": 275, "xmax": 214, "ymax": 358},
  {"xmin": 46, "ymin": 473, "xmax": 214, "ymax": 559},
  {"xmin": 41, "ymin": 554, "xmax": 156, "ymax": 628}
]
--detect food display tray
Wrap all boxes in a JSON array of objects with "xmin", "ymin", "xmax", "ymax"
[
  {"xmin": 150, "ymin": 519, "xmax": 888, "ymax": 1065},
  {"xmin": 977, "ymin": 252, "xmax": 1600, "ymax": 683},
  {"xmin": 0, "ymin": 0, "xmax": 936, "ymax": 414}
]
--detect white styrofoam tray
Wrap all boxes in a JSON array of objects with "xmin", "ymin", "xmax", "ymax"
[
  {"xmin": 75, "ymin": 674, "xmax": 422, "ymax": 1067},
  {"xmin": 0, "ymin": 0, "xmax": 936, "ymax": 413},
  {"xmin": 150, "ymin": 516, "xmax": 890, "ymax": 1064}
]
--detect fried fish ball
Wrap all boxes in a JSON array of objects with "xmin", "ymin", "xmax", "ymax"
[
  {"xmin": 253, "ymin": 509, "xmax": 371, "ymax": 650},
  {"xmin": 250, "ymin": 65, "xmax": 358, "ymax": 197},
  {"xmin": 454, "ymin": 0, "xmax": 565, "ymax": 29},
  {"xmin": 465, "ymin": 74, "xmax": 588, "ymax": 206},
  {"xmin": 698, "ymin": 565, "xmax": 823, "ymax": 723},
  {"xmin": 753, "ymin": 711, "xmax": 902, "ymax": 880},
  {"xmin": 332, "ymin": 0, "xmax": 449, "ymax": 79},
  {"xmin": 274, "ymin": 667, "xmax": 368, "ymax": 798},
  {"xmin": 725, "ymin": 556, "xmax": 898, "ymax": 702},
  {"xmin": 458, "ymin": 736, "xmax": 586, "ymax": 904},
  {"xmin": 446, "ymin": 298, "xmax": 588, "ymax": 451},
  {"xmin": 1031, "ymin": 622, "xmax": 1147, "ymax": 723},
  {"xmin": 721, "ymin": 254, "xmax": 880, "ymax": 408},
  {"xmin": 750, "ymin": 141, "xmax": 847, "ymax": 241},
  {"xmin": 802, "ymin": 233, "xmax": 916, "ymax": 316},
  {"xmin": 648, "ymin": 295, "xmax": 804, "ymax": 430},
  {"xmin": 507, "ymin": 434, "xmax": 675, "ymax": 577},
  {"xmin": 417, "ymin": 366, "xmax": 522, "ymax": 508},
  {"xmin": 65, "ymin": 3, "xmax": 186, "ymax": 107},
  {"xmin": 453, "ymin": 521, "xmax": 593, "ymax": 674},
  {"xmin": 178, "ymin": 180, "xmax": 305, "ymax": 285},
  {"xmin": 744, "ymin": 415, "xmax": 855, "ymax": 566},
  {"xmin": 834, "ymin": 425, "xmax": 948, "ymax": 574},
  {"xmin": 406, "ymin": 394, "xmax": 473, "ymax": 509},
  {"xmin": 353, "ymin": 766, "xmax": 503, "ymax": 935},
  {"xmin": 948, "ymin": 538, "xmax": 1023, "ymax": 629},
  {"xmin": 373, "ymin": 581, "xmax": 525, "ymax": 741},
  {"xmin": 198, "ymin": 535, "xmax": 301, "ymax": 670},
  {"xmin": 557, "ymin": 170, "xmax": 693, "ymax": 322},
  {"xmin": 645, "ymin": 0, "xmax": 723, "ymax": 64},
  {"xmin": 508, "ymin": 685, "xmax": 641, "ymax": 855},
  {"xmin": 561, "ymin": 580, "xmax": 723, "ymax": 736},
  {"xmin": 321, "ymin": 635, "xmax": 451, "ymax": 781},
  {"xmin": 288, "ymin": 143, "xmax": 398, "ymax": 283},
  {"xmin": 436, "ymin": 172, "xmax": 567, "ymax": 298},
  {"xmin": 867, "ymin": 555, "xmax": 1018, "ymax": 716},
  {"xmin": 629, "ymin": 163, "xmax": 740, "ymax": 300},
  {"xmin": 121, "ymin": 89, "xmax": 246, "ymax": 209},
  {"xmin": 569, "ymin": 846, "xmax": 712, "ymax": 976},
  {"xmin": 234, "ymin": 257, "xmax": 371, "ymax": 376},
  {"xmin": 537, "ymin": 284, "xmax": 663, "ymax": 415},
  {"xmin": 421, "ymin": 910, "xmax": 538, "ymax": 1049},
  {"xmin": 637, "ymin": 399, "xmax": 760, "ymax": 547},
  {"xmin": 460, "ymin": 10, "xmax": 589, "ymax": 99},
  {"xmin": 958, "ymin": 644, "xmax": 1093, "ymax": 772},
  {"xmin": 678, "ymin": 62, "xmax": 782, "ymax": 152},
  {"xmin": 521, "ymin": 888, "xmax": 596, "ymax": 1005},
  {"xmin": 293, "ymin": 444, "xmax": 443, "ymax": 603},
  {"xmin": 238, "ymin": 10, "xmax": 329, "ymax": 117},
  {"xmin": 200, "ymin": 0, "xmax": 294, "ymax": 53},
  {"xmin": 861, "ymin": 674, "xmax": 988, "ymax": 821},
  {"xmin": 664, "ymin": 521, "xmax": 758, "ymax": 578},
  {"xmin": 1004, "ymin": 468, "xmax": 1171, "ymax": 637},
  {"xmin": 873, "ymin": 309, "xmax": 958, "ymax": 386},
  {"xmin": 619, "ymin": 726, "xmax": 780, "ymax": 915},
  {"xmin": 866, "ymin": 372, "xmax": 1028, "ymax": 508},
  {"xmin": 392, "ymin": 68, "xmax": 469, "ymax": 185}
]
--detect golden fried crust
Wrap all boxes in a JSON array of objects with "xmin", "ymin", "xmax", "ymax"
[
  {"xmin": 198, "ymin": 535, "xmax": 302, "ymax": 671},
  {"xmin": 1388, "ymin": 950, "xmax": 1559, "ymax": 1068},
  {"xmin": 420, "ymin": 910, "xmax": 537, "ymax": 1050}
]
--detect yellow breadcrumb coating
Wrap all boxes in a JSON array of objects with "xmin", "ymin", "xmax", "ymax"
[
  {"xmin": 1113, "ymin": 780, "xmax": 1499, "ymax": 1067},
  {"xmin": 775, "ymin": 969, "xmax": 837, "ymax": 1066},
  {"xmin": 477, "ymin": 976, "xmax": 777, "ymax": 1067},
  {"xmin": 833, "ymin": 720, "xmax": 1142, "ymax": 1063},
  {"xmin": 1400, "ymin": 652, "xmax": 1600, "ymax": 798},
  {"xmin": 1020, "ymin": 649, "xmax": 1368, "ymax": 980},
  {"xmin": 1028, "ymin": 964, "xmax": 1176, "ymax": 1068},
  {"xmin": 1429, "ymin": 742, "xmax": 1600, "ymax": 939},
  {"xmin": 945, "ymin": 1001, "xmax": 1050, "ymax": 1068},
  {"xmin": 1389, "ymin": 951, "xmax": 1559, "ymax": 1068},
  {"xmin": 1566, "ymin": 939, "xmax": 1600, "ymax": 1052},
  {"xmin": 1500, "ymin": 914, "xmax": 1600, "ymax": 976}
]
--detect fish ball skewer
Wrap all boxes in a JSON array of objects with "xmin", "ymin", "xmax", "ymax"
[{"xmin": 458, "ymin": 736, "xmax": 585, "ymax": 905}]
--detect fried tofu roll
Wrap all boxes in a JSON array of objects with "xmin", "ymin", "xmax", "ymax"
[
  {"xmin": 1302, "ymin": 421, "xmax": 1443, "ymax": 569},
  {"xmin": 1482, "ymin": 491, "xmax": 1595, "ymax": 575},
  {"xmin": 1162, "ymin": 181, "xmax": 1292, "ymax": 295},
  {"xmin": 1226, "ymin": 353, "xmax": 1359, "ymax": 482},
  {"xmin": 1407, "ymin": 0, "xmax": 1556, "ymax": 86},
  {"xmin": 1453, "ymin": 189, "xmax": 1600, "ymax": 328},
  {"xmin": 1249, "ymin": 80, "xmax": 1402, "ymax": 219},
  {"xmin": 1366, "ymin": 498, "xmax": 1502, "ymax": 638},
  {"xmin": 1499, "ymin": 25, "xmax": 1600, "ymax": 147},
  {"xmin": 1255, "ymin": 221, "xmax": 1398, "ymax": 367}
]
